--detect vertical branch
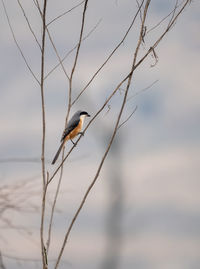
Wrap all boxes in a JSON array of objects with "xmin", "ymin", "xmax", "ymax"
[
  {"xmin": 67, "ymin": 0, "xmax": 88, "ymax": 121},
  {"xmin": 40, "ymin": 0, "xmax": 48, "ymax": 268},
  {"xmin": 40, "ymin": 0, "xmax": 47, "ymax": 201}
]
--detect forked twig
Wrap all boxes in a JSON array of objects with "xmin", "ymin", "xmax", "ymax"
[{"xmin": 44, "ymin": 18, "xmax": 102, "ymax": 80}]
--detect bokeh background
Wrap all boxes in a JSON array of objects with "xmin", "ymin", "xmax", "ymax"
[{"xmin": 0, "ymin": 0, "xmax": 200, "ymax": 268}]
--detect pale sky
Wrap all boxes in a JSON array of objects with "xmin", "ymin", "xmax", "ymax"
[{"xmin": 0, "ymin": 1, "xmax": 200, "ymax": 268}]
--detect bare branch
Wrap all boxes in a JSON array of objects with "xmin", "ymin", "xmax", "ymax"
[{"xmin": 40, "ymin": 0, "xmax": 48, "ymax": 268}]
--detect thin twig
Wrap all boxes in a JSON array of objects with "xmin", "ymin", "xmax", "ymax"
[
  {"xmin": 16, "ymin": 0, "xmax": 42, "ymax": 51},
  {"xmin": 127, "ymin": 79, "xmax": 158, "ymax": 102},
  {"xmin": 47, "ymin": 0, "xmax": 85, "ymax": 27},
  {"xmin": 147, "ymin": 1, "xmax": 182, "ymax": 34},
  {"xmin": 68, "ymin": 0, "xmax": 88, "ymax": 110},
  {"xmin": 167, "ymin": 0, "xmax": 179, "ymax": 28},
  {"xmin": 117, "ymin": 106, "xmax": 138, "ymax": 130},
  {"xmin": 1, "ymin": 253, "xmax": 70, "ymax": 264},
  {"xmin": 46, "ymin": 27, "xmax": 70, "ymax": 80},
  {"xmin": 1, "ymin": 0, "xmax": 40, "ymax": 84}
]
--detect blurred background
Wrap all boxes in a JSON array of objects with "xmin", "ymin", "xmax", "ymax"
[{"xmin": 0, "ymin": 0, "xmax": 200, "ymax": 268}]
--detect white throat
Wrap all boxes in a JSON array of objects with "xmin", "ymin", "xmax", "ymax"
[{"xmin": 80, "ymin": 114, "xmax": 86, "ymax": 125}]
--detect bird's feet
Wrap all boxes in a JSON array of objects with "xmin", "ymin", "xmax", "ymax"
[
  {"xmin": 78, "ymin": 132, "xmax": 84, "ymax": 136},
  {"xmin": 70, "ymin": 139, "xmax": 76, "ymax": 146}
]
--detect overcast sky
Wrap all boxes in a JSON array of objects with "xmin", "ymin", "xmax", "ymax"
[{"xmin": 0, "ymin": 1, "xmax": 200, "ymax": 269}]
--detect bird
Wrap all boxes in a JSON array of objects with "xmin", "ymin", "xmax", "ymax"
[{"xmin": 51, "ymin": 110, "xmax": 90, "ymax": 165}]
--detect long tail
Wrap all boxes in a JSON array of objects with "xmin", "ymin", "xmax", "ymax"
[{"xmin": 51, "ymin": 141, "xmax": 65, "ymax": 165}]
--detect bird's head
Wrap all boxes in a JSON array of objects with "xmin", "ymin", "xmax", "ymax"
[{"xmin": 80, "ymin": 111, "xmax": 90, "ymax": 118}]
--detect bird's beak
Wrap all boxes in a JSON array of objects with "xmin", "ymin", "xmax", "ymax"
[{"xmin": 87, "ymin": 113, "xmax": 91, "ymax": 117}]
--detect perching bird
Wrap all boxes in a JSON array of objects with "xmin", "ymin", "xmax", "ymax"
[{"xmin": 52, "ymin": 110, "xmax": 90, "ymax": 165}]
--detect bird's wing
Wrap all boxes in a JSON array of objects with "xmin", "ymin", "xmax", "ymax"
[{"xmin": 60, "ymin": 118, "xmax": 80, "ymax": 142}]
